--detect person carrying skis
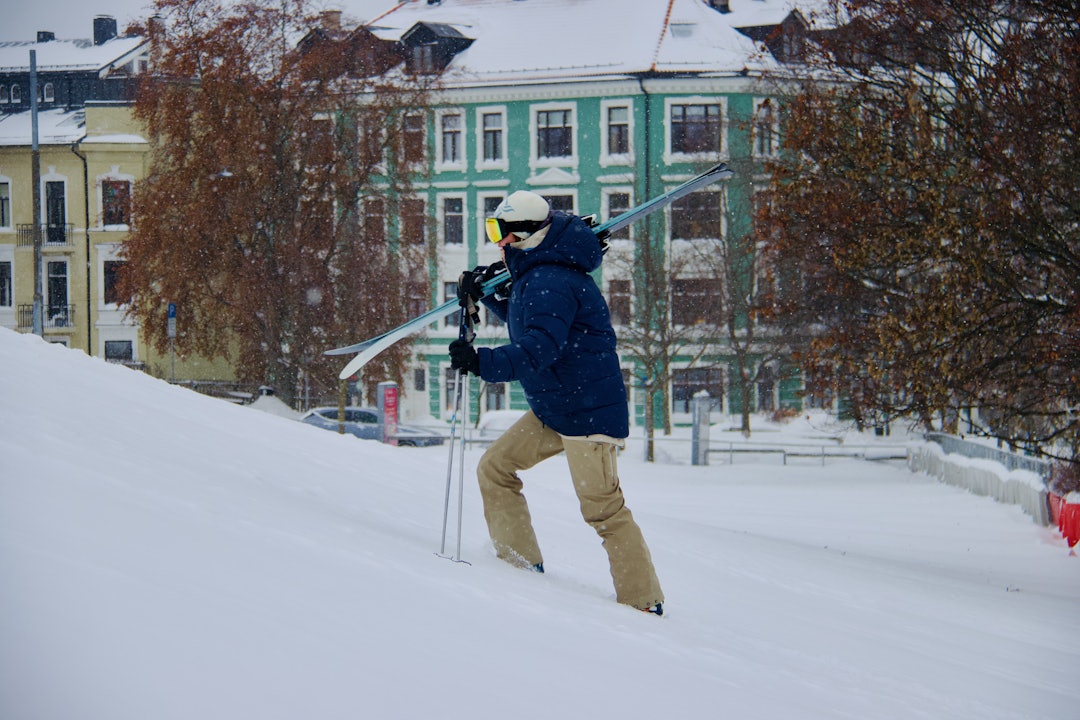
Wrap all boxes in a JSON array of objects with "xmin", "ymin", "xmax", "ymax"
[{"xmin": 448, "ymin": 190, "xmax": 664, "ymax": 616}]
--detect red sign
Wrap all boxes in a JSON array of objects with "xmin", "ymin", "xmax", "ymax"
[{"xmin": 383, "ymin": 385, "xmax": 399, "ymax": 446}]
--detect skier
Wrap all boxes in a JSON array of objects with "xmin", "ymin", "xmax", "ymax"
[{"xmin": 448, "ymin": 190, "xmax": 664, "ymax": 615}]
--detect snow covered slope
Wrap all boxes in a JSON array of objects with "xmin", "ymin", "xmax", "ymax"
[{"xmin": 1, "ymin": 327, "xmax": 1077, "ymax": 720}]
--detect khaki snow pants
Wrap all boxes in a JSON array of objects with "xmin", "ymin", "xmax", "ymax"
[{"xmin": 476, "ymin": 410, "xmax": 664, "ymax": 610}]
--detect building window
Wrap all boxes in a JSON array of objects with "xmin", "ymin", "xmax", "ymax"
[
  {"xmin": 411, "ymin": 44, "xmax": 436, "ymax": 74},
  {"xmin": 0, "ymin": 86, "xmax": 7, "ymax": 104},
  {"xmin": 10, "ymin": 85, "xmax": 21, "ymax": 104},
  {"xmin": 482, "ymin": 195, "xmax": 503, "ymax": 218},
  {"xmin": 670, "ymin": 102, "xmax": 723, "ymax": 155},
  {"xmin": 359, "ymin": 120, "xmax": 385, "ymax": 166},
  {"xmin": 47, "ymin": 260, "xmax": 69, "ymax": 325},
  {"xmin": 105, "ymin": 340, "xmax": 134, "ymax": 362},
  {"xmin": 607, "ymin": 105, "xmax": 630, "ymax": 155},
  {"xmin": 402, "ymin": 113, "xmax": 425, "ymax": 164},
  {"xmin": 537, "ymin": 108, "xmax": 573, "ymax": 158},
  {"xmin": 754, "ymin": 99, "xmax": 779, "ymax": 158},
  {"xmin": 401, "ymin": 197, "xmax": 426, "ymax": 245},
  {"xmin": 542, "ymin": 194, "xmax": 574, "ymax": 213},
  {"xmin": 444, "ymin": 282, "xmax": 458, "ymax": 327},
  {"xmin": 485, "ymin": 382, "xmax": 506, "ymax": 411},
  {"xmin": 102, "ymin": 180, "xmax": 131, "ymax": 227},
  {"xmin": 607, "ymin": 279, "xmax": 630, "ymax": 326},
  {"xmin": 413, "ymin": 367, "xmax": 426, "ymax": 392},
  {"xmin": 42, "ymin": 82, "xmax": 54, "ymax": 103},
  {"xmin": 363, "ymin": 197, "xmax": 386, "ymax": 243},
  {"xmin": 671, "ymin": 191, "xmax": 722, "ymax": 240},
  {"xmin": 0, "ymin": 261, "xmax": 11, "ymax": 307},
  {"xmin": 672, "ymin": 367, "xmax": 724, "ymax": 413},
  {"xmin": 442, "ymin": 197, "xmax": 463, "ymax": 245},
  {"xmin": 444, "ymin": 367, "xmax": 463, "ymax": 412},
  {"xmin": 481, "ymin": 111, "xmax": 503, "ymax": 163},
  {"xmin": 407, "ymin": 285, "xmax": 427, "ymax": 319},
  {"xmin": 439, "ymin": 111, "xmax": 463, "ymax": 167},
  {"xmin": 0, "ymin": 181, "xmax": 10, "ymax": 227},
  {"xmin": 103, "ymin": 260, "xmax": 124, "ymax": 305},
  {"xmin": 672, "ymin": 278, "xmax": 722, "ymax": 326},
  {"xmin": 605, "ymin": 191, "xmax": 631, "ymax": 239}
]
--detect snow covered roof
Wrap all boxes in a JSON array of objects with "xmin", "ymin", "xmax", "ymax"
[
  {"xmin": 0, "ymin": 35, "xmax": 148, "ymax": 74},
  {"xmin": 0, "ymin": 108, "xmax": 86, "ymax": 146},
  {"xmin": 355, "ymin": 0, "xmax": 832, "ymax": 85}
]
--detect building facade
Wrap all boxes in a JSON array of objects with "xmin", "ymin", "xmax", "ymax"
[
  {"xmin": 0, "ymin": 18, "xmax": 235, "ymax": 387},
  {"xmin": 330, "ymin": 0, "xmax": 817, "ymax": 425}
]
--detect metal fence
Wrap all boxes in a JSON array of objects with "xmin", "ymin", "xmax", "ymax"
[{"xmin": 924, "ymin": 432, "xmax": 1051, "ymax": 479}]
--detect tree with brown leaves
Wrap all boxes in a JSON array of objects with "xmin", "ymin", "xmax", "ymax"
[
  {"xmin": 760, "ymin": 0, "xmax": 1079, "ymax": 458},
  {"xmin": 119, "ymin": 0, "xmax": 434, "ymax": 406}
]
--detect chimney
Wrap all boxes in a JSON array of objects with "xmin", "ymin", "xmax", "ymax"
[
  {"xmin": 94, "ymin": 15, "xmax": 118, "ymax": 45},
  {"xmin": 37, "ymin": 31, "xmax": 56, "ymax": 43},
  {"xmin": 320, "ymin": 10, "xmax": 342, "ymax": 30}
]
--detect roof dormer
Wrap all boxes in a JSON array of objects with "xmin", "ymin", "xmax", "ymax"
[{"xmin": 399, "ymin": 22, "xmax": 473, "ymax": 75}]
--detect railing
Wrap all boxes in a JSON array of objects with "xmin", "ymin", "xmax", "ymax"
[
  {"xmin": 17, "ymin": 304, "xmax": 76, "ymax": 329},
  {"xmin": 16, "ymin": 223, "xmax": 73, "ymax": 247},
  {"xmin": 924, "ymin": 432, "xmax": 1051, "ymax": 478}
]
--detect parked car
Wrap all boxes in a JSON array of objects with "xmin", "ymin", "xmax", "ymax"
[
  {"xmin": 300, "ymin": 407, "xmax": 446, "ymax": 447},
  {"xmin": 475, "ymin": 410, "xmax": 527, "ymax": 442}
]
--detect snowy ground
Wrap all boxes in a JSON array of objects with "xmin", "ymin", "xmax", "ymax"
[{"xmin": 1, "ymin": 327, "xmax": 1077, "ymax": 720}]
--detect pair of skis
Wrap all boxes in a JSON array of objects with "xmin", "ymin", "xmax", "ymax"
[{"xmin": 326, "ymin": 162, "xmax": 734, "ymax": 379}]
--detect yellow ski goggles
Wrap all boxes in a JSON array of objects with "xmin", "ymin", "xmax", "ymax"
[{"xmin": 485, "ymin": 217, "xmax": 545, "ymax": 243}]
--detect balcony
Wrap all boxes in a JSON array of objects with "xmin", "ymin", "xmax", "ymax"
[
  {"xmin": 17, "ymin": 223, "xmax": 74, "ymax": 247},
  {"xmin": 17, "ymin": 304, "xmax": 76, "ymax": 330}
]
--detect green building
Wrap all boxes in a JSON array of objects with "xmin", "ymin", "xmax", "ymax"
[{"xmin": 331, "ymin": 0, "xmax": 824, "ymax": 425}]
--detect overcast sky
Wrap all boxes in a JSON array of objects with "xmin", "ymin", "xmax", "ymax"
[{"xmin": 3, "ymin": 0, "xmax": 395, "ymax": 43}]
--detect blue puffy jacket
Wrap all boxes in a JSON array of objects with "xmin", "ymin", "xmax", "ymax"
[{"xmin": 476, "ymin": 212, "xmax": 628, "ymax": 438}]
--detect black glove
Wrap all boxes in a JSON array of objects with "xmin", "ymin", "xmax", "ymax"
[
  {"xmin": 449, "ymin": 338, "xmax": 480, "ymax": 376},
  {"xmin": 458, "ymin": 262, "xmax": 511, "ymax": 306}
]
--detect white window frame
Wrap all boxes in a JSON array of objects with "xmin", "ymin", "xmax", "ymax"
[
  {"xmin": 752, "ymin": 97, "xmax": 780, "ymax": 159},
  {"xmin": 401, "ymin": 111, "xmax": 427, "ymax": 165},
  {"xmin": 601, "ymin": 186, "xmax": 634, "ymax": 242},
  {"xmin": 537, "ymin": 189, "xmax": 578, "ymax": 215},
  {"xmin": 600, "ymin": 99, "xmax": 633, "ymax": 167},
  {"xmin": 474, "ymin": 106, "xmax": 508, "ymax": 172},
  {"xmin": 435, "ymin": 108, "xmax": 466, "ymax": 173},
  {"xmin": 664, "ymin": 96, "xmax": 729, "ymax": 165},
  {"xmin": 97, "ymin": 167, "xmax": 135, "ymax": 230},
  {"xmin": 43, "ymin": 82, "xmax": 54, "ymax": 103},
  {"xmin": 98, "ymin": 243, "xmax": 126, "ymax": 310},
  {"xmin": 438, "ymin": 192, "xmax": 467, "ymax": 246},
  {"xmin": 0, "ymin": 175, "xmax": 12, "ymax": 229},
  {"xmin": 41, "ymin": 168, "xmax": 68, "ymax": 226},
  {"xmin": 477, "ymin": 191, "xmax": 506, "ymax": 261},
  {"xmin": 0, "ymin": 245, "xmax": 14, "ymax": 324},
  {"xmin": 530, "ymin": 101, "xmax": 579, "ymax": 171},
  {"xmin": 45, "ymin": 258, "xmax": 70, "ymax": 327}
]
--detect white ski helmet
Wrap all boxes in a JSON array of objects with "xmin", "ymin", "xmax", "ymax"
[{"xmin": 487, "ymin": 190, "xmax": 551, "ymax": 242}]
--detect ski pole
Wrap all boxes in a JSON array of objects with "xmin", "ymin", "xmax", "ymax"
[
  {"xmin": 438, "ymin": 305, "xmax": 474, "ymax": 564},
  {"xmin": 438, "ymin": 351, "xmax": 463, "ymax": 557}
]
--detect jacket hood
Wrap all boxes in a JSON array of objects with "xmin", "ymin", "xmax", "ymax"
[{"xmin": 504, "ymin": 212, "xmax": 602, "ymax": 278}]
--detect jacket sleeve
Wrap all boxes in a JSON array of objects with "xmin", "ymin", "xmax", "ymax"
[
  {"xmin": 479, "ymin": 295, "xmax": 508, "ymax": 323},
  {"xmin": 476, "ymin": 273, "xmax": 579, "ymax": 383}
]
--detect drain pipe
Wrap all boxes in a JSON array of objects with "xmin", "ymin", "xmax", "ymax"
[{"xmin": 70, "ymin": 141, "xmax": 92, "ymax": 356}]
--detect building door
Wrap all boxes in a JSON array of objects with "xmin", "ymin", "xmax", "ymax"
[
  {"xmin": 45, "ymin": 181, "xmax": 66, "ymax": 244},
  {"xmin": 47, "ymin": 260, "xmax": 69, "ymax": 325}
]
